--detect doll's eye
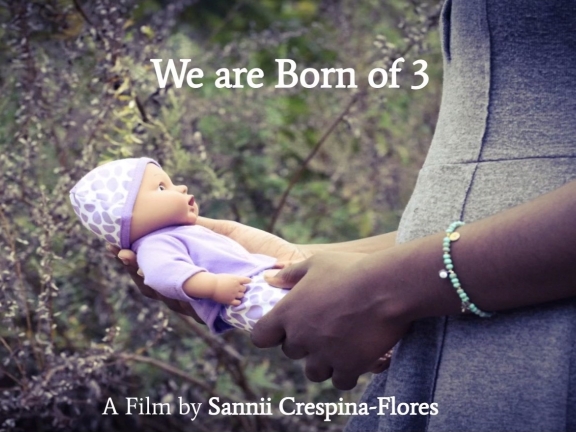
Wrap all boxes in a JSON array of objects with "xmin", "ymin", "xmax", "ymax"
[{"xmin": 158, "ymin": 184, "xmax": 165, "ymax": 191}]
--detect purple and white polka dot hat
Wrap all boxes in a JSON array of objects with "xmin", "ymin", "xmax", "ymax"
[{"xmin": 69, "ymin": 157, "xmax": 159, "ymax": 248}]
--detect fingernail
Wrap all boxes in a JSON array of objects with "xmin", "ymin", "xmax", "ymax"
[
  {"xmin": 263, "ymin": 269, "xmax": 280, "ymax": 279},
  {"xmin": 137, "ymin": 269, "xmax": 144, "ymax": 277},
  {"xmin": 120, "ymin": 258, "xmax": 129, "ymax": 266}
]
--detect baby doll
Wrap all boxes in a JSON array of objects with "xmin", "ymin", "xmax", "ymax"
[{"xmin": 69, "ymin": 157, "xmax": 289, "ymax": 333}]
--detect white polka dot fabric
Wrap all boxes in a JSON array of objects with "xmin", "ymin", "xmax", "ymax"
[
  {"xmin": 220, "ymin": 272, "xmax": 290, "ymax": 332},
  {"xmin": 69, "ymin": 158, "xmax": 158, "ymax": 248}
]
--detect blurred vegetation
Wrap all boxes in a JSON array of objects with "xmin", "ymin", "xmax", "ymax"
[{"xmin": 0, "ymin": 0, "xmax": 442, "ymax": 430}]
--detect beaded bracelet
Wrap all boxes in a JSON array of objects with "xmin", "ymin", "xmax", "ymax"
[
  {"xmin": 439, "ymin": 221, "xmax": 494, "ymax": 318},
  {"xmin": 379, "ymin": 349, "xmax": 393, "ymax": 362}
]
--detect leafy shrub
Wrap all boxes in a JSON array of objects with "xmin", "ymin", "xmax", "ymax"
[{"xmin": 0, "ymin": 0, "xmax": 441, "ymax": 430}]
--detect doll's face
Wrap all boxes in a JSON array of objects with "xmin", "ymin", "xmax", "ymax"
[{"xmin": 130, "ymin": 163, "xmax": 199, "ymax": 243}]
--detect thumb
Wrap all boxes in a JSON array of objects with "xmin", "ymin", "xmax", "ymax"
[
  {"xmin": 263, "ymin": 259, "xmax": 311, "ymax": 288},
  {"xmin": 252, "ymin": 303, "xmax": 286, "ymax": 348},
  {"xmin": 117, "ymin": 249, "xmax": 137, "ymax": 267}
]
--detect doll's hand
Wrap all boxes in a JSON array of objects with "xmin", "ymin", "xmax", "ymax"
[
  {"xmin": 213, "ymin": 274, "xmax": 251, "ymax": 306},
  {"xmin": 107, "ymin": 244, "xmax": 205, "ymax": 324}
]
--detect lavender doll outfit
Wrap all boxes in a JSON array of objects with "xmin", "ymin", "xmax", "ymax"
[
  {"xmin": 131, "ymin": 225, "xmax": 288, "ymax": 333},
  {"xmin": 70, "ymin": 157, "xmax": 288, "ymax": 333}
]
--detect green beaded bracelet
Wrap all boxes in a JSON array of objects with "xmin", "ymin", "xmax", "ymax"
[{"xmin": 439, "ymin": 221, "xmax": 494, "ymax": 318}]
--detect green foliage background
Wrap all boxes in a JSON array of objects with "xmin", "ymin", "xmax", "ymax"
[{"xmin": 0, "ymin": 0, "xmax": 442, "ymax": 430}]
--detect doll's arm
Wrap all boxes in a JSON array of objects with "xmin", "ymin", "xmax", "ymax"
[
  {"xmin": 136, "ymin": 234, "xmax": 252, "ymax": 306},
  {"xmin": 182, "ymin": 272, "xmax": 251, "ymax": 306},
  {"xmin": 110, "ymin": 243, "xmax": 204, "ymax": 323},
  {"xmin": 136, "ymin": 234, "xmax": 211, "ymax": 303}
]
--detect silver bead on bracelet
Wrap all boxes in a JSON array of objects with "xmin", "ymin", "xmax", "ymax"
[{"xmin": 439, "ymin": 221, "xmax": 494, "ymax": 318}]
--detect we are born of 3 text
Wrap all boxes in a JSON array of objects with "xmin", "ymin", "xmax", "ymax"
[{"xmin": 149, "ymin": 58, "xmax": 429, "ymax": 90}]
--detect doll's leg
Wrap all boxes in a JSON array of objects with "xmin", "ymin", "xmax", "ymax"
[{"xmin": 220, "ymin": 272, "xmax": 289, "ymax": 332}]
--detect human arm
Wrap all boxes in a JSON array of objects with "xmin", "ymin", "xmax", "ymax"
[
  {"xmin": 196, "ymin": 216, "xmax": 397, "ymax": 258},
  {"xmin": 253, "ymin": 178, "xmax": 576, "ymax": 390}
]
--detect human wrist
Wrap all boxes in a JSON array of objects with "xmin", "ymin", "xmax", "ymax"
[
  {"xmin": 298, "ymin": 231, "xmax": 398, "ymax": 256},
  {"xmin": 439, "ymin": 221, "xmax": 494, "ymax": 317},
  {"xmin": 363, "ymin": 233, "xmax": 463, "ymax": 323}
]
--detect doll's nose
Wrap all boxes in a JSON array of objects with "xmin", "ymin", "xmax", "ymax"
[{"xmin": 178, "ymin": 184, "xmax": 188, "ymax": 194}]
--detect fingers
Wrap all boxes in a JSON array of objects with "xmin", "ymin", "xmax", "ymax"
[
  {"xmin": 264, "ymin": 259, "xmax": 310, "ymax": 288},
  {"xmin": 160, "ymin": 296, "xmax": 206, "ymax": 324},
  {"xmin": 251, "ymin": 312, "xmax": 286, "ymax": 349},
  {"xmin": 331, "ymin": 370, "xmax": 360, "ymax": 391},
  {"xmin": 107, "ymin": 244, "xmax": 143, "ymax": 283},
  {"xmin": 304, "ymin": 357, "xmax": 333, "ymax": 382},
  {"xmin": 176, "ymin": 300, "xmax": 206, "ymax": 324},
  {"xmin": 138, "ymin": 285, "xmax": 158, "ymax": 299},
  {"xmin": 117, "ymin": 249, "xmax": 137, "ymax": 267},
  {"xmin": 106, "ymin": 243, "xmax": 120, "ymax": 256},
  {"xmin": 106, "ymin": 244, "xmax": 137, "ymax": 272},
  {"xmin": 302, "ymin": 353, "xmax": 364, "ymax": 389},
  {"xmin": 127, "ymin": 266, "xmax": 144, "ymax": 287},
  {"xmin": 238, "ymin": 279, "xmax": 248, "ymax": 296},
  {"xmin": 303, "ymin": 356, "xmax": 361, "ymax": 389},
  {"xmin": 263, "ymin": 270, "xmax": 287, "ymax": 287},
  {"xmin": 226, "ymin": 282, "xmax": 247, "ymax": 306},
  {"xmin": 281, "ymin": 340, "xmax": 308, "ymax": 360},
  {"xmin": 369, "ymin": 357, "xmax": 391, "ymax": 374}
]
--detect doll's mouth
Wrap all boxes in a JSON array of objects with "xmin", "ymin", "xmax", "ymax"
[{"xmin": 188, "ymin": 195, "xmax": 195, "ymax": 207}]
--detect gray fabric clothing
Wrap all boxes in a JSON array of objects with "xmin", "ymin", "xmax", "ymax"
[{"xmin": 346, "ymin": 1, "xmax": 576, "ymax": 431}]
